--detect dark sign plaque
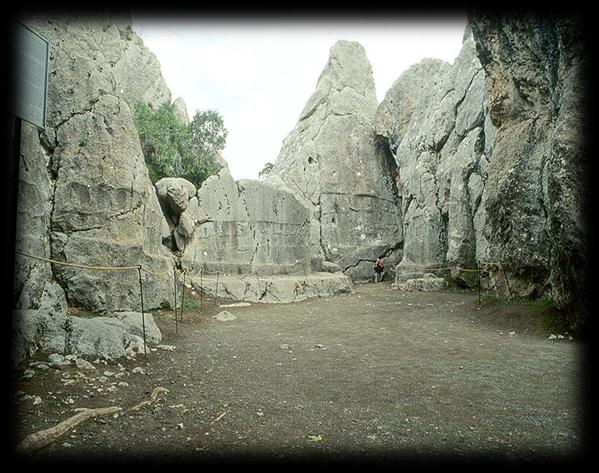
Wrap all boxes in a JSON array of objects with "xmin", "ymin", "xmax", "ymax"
[{"xmin": 13, "ymin": 21, "xmax": 49, "ymax": 129}]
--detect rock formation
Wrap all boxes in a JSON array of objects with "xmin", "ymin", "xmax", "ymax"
[
  {"xmin": 194, "ymin": 272, "xmax": 353, "ymax": 304},
  {"xmin": 469, "ymin": 13, "xmax": 589, "ymax": 325},
  {"xmin": 14, "ymin": 13, "xmax": 176, "ymax": 313},
  {"xmin": 177, "ymin": 165, "xmax": 312, "ymax": 276},
  {"xmin": 12, "ymin": 12, "xmax": 588, "ymax": 366},
  {"xmin": 271, "ymin": 40, "xmax": 403, "ymax": 281},
  {"xmin": 12, "ymin": 308, "xmax": 162, "ymax": 365},
  {"xmin": 375, "ymin": 29, "xmax": 487, "ymax": 287},
  {"xmin": 154, "ymin": 176, "xmax": 197, "ymax": 252},
  {"xmin": 157, "ymin": 161, "xmax": 354, "ymax": 303},
  {"xmin": 374, "ymin": 15, "xmax": 588, "ymax": 328},
  {"xmin": 172, "ymin": 97, "xmax": 190, "ymax": 125}
]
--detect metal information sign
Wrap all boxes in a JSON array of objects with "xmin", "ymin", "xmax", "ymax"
[{"xmin": 13, "ymin": 21, "xmax": 49, "ymax": 129}]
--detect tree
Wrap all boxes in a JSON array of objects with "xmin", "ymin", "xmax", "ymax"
[
  {"xmin": 132, "ymin": 102, "xmax": 225, "ymax": 188},
  {"xmin": 259, "ymin": 162, "xmax": 274, "ymax": 180},
  {"xmin": 183, "ymin": 110, "xmax": 227, "ymax": 185}
]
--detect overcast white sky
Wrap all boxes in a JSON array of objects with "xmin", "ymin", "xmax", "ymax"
[{"xmin": 131, "ymin": 17, "xmax": 468, "ymax": 181}]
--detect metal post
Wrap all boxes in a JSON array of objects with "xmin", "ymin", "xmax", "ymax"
[
  {"xmin": 181, "ymin": 269, "xmax": 186, "ymax": 323},
  {"xmin": 500, "ymin": 263, "xmax": 513, "ymax": 300},
  {"xmin": 477, "ymin": 262, "xmax": 481, "ymax": 306},
  {"xmin": 200, "ymin": 268, "xmax": 203, "ymax": 308},
  {"xmin": 137, "ymin": 267, "xmax": 147, "ymax": 357},
  {"xmin": 215, "ymin": 271, "xmax": 219, "ymax": 306},
  {"xmin": 173, "ymin": 270, "xmax": 178, "ymax": 335}
]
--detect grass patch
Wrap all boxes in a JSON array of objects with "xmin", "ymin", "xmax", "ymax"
[
  {"xmin": 480, "ymin": 292, "xmax": 572, "ymax": 336},
  {"xmin": 541, "ymin": 305, "xmax": 572, "ymax": 336},
  {"xmin": 66, "ymin": 307, "xmax": 99, "ymax": 319},
  {"xmin": 180, "ymin": 298, "xmax": 201, "ymax": 310}
]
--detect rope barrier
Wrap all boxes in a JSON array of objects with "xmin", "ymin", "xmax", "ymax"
[
  {"xmin": 136, "ymin": 267, "xmax": 147, "ymax": 357},
  {"xmin": 16, "ymin": 250, "xmax": 179, "ymax": 355},
  {"xmin": 141, "ymin": 267, "xmax": 172, "ymax": 276},
  {"xmin": 16, "ymin": 251, "xmax": 140, "ymax": 271},
  {"xmin": 17, "ymin": 249, "xmax": 514, "ymax": 317},
  {"xmin": 16, "ymin": 250, "xmax": 176, "ymax": 277}
]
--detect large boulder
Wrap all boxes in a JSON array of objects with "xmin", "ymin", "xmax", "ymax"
[
  {"xmin": 155, "ymin": 177, "xmax": 196, "ymax": 218},
  {"xmin": 271, "ymin": 40, "xmax": 403, "ymax": 281},
  {"xmin": 11, "ymin": 308, "xmax": 161, "ymax": 367}
]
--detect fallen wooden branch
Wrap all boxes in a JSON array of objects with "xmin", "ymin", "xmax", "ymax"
[
  {"xmin": 16, "ymin": 406, "xmax": 122, "ymax": 454},
  {"xmin": 17, "ymin": 386, "xmax": 170, "ymax": 454},
  {"xmin": 129, "ymin": 400, "xmax": 151, "ymax": 411},
  {"xmin": 129, "ymin": 387, "xmax": 169, "ymax": 411},
  {"xmin": 210, "ymin": 411, "xmax": 227, "ymax": 424}
]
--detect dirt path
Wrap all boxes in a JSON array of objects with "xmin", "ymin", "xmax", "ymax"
[{"xmin": 11, "ymin": 283, "xmax": 586, "ymax": 463}]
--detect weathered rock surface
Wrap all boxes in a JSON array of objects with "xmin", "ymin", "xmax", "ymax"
[
  {"xmin": 394, "ymin": 273, "xmax": 449, "ymax": 292},
  {"xmin": 271, "ymin": 40, "xmax": 403, "ymax": 281},
  {"xmin": 11, "ymin": 309, "xmax": 161, "ymax": 367},
  {"xmin": 375, "ymin": 31, "xmax": 487, "ymax": 287},
  {"xmin": 14, "ymin": 14, "xmax": 175, "ymax": 313},
  {"xmin": 375, "ymin": 16, "xmax": 588, "ymax": 329},
  {"xmin": 14, "ymin": 122, "xmax": 54, "ymax": 310},
  {"xmin": 469, "ymin": 14, "xmax": 589, "ymax": 324},
  {"xmin": 154, "ymin": 177, "xmax": 197, "ymax": 252},
  {"xmin": 172, "ymin": 97, "xmax": 190, "ymax": 125},
  {"xmin": 212, "ymin": 311, "xmax": 237, "ymax": 322},
  {"xmin": 191, "ymin": 272, "xmax": 353, "ymax": 304},
  {"xmin": 178, "ymin": 167, "xmax": 312, "ymax": 276},
  {"xmin": 48, "ymin": 94, "xmax": 174, "ymax": 311}
]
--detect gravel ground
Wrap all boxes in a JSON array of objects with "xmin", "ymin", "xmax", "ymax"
[{"xmin": 10, "ymin": 282, "xmax": 589, "ymax": 465}]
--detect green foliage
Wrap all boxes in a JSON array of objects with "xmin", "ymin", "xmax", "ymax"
[
  {"xmin": 259, "ymin": 162, "xmax": 274, "ymax": 179},
  {"xmin": 181, "ymin": 298, "xmax": 200, "ymax": 310},
  {"xmin": 132, "ymin": 102, "xmax": 225, "ymax": 188}
]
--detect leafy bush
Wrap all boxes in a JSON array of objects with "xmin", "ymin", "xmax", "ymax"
[
  {"xmin": 259, "ymin": 162, "xmax": 274, "ymax": 180},
  {"xmin": 132, "ymin": 102, "xmax": 225, "ymax": 188}
]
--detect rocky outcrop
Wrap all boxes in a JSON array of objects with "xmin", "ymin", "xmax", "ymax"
[
  {"xmin": 469, "ymin": 13, "xmax": 589, "ymax": 325},
  {"xmin": 271, "ymin": 40, "xmax": 403, "ymax": 281},
  {"xmin": 178, "ymin": 166, "xmax": 312, "ymax": 276},
  {"xmin": 172, "ymin": 97, "xmax": 190, "ymax": 125},
  {"xmin": 12, "ymin": 309, "xmax": 161, "ymax": 367},
  {"xmin": 14, "ymin": 13, "xmax": 175, "ymax": 312},
  {"xmin": 375, "ymin": 16, "xmax": 588, "ymax": 328},
  {"xmin": 154, "ymin": 177, "xmax": 197, "ymax": 252},
  {"xmin": 192, "ymin": 272, "xmax": 353, "ymax": 304},
  {"xmin": 375, "ymin": 30, "xmax": 487, "ymax": 287},
  {"xmin": 14, "ymin": 121, "xmax": 55, "ymax": 310}
]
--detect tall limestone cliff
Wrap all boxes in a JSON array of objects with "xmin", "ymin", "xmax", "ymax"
[
  {"xmin": 15, "ymin": 13, "xmax": 176, "ymax": 312},
  {"xmin": 375, "ymin": 16, "xmax": 588, "ymax": 328},
  {"xmin": 469, "ymin": 13, "xmax": 589, "ymax": 326},
  {"xmin": 272, "ymin": 40, "xmax": 403, "ymax": 280},
  {"xmin": 375, "ymin": 29, "xmax": 487, "ymax": 286}
]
